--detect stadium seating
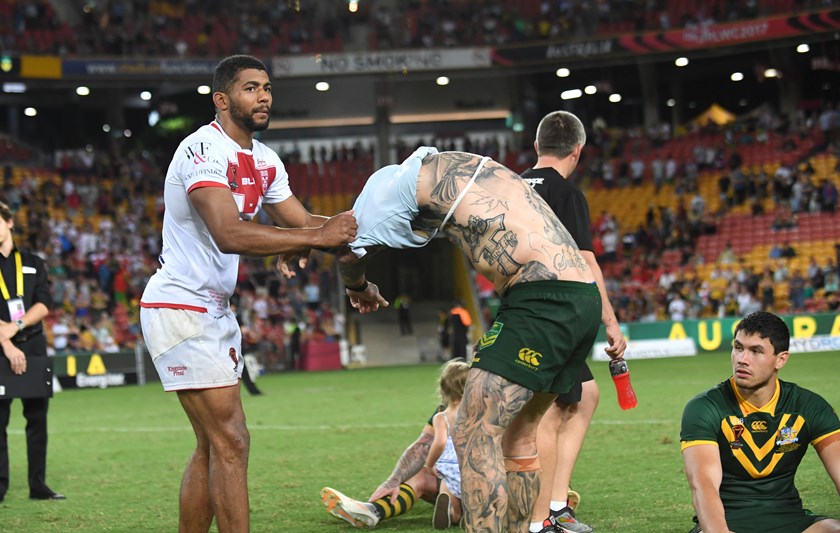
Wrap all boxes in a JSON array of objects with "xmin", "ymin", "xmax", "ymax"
[{"xmin": 0, "ymin": 0, "xmax": 819, "ymax": 56}]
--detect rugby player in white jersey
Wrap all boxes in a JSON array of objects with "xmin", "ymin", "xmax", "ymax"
[{"xmin": 140, "ymin": 55, "xmax": 357, "ymax": 533}]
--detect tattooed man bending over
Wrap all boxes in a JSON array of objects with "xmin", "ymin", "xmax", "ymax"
[{"xmin": 337, "ymin": 147, "xmax": 601, "ymax": 532}]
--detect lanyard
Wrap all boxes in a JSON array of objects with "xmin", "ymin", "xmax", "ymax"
[{"xmin": 0, "ymin": 251, "xmax": 23, "ymax": 300}]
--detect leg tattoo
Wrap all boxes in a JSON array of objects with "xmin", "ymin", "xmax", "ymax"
[
  {"xmin": 454, "ymin": 369, "xmax": 534, "ymax": 532},
  {"xmin": 505, "ymin": 470, "xmax": 540, "ymax": 533}
]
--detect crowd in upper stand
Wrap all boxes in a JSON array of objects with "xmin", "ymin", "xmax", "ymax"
[
  {"xmin": 2, "ymin": 100, "xmax": 840, "ymax": 367},
  {"xmin": 574, "ymin": 105, "xmax": 840, "ymax": 324},
  {"xmin": 2, "ymin": 0, "xmax": 837, "ymax": 57}
]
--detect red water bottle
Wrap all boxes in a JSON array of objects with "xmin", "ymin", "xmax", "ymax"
[{"xmin": 609, "ymin": 358, "xmax": 638, "ymax": 410}]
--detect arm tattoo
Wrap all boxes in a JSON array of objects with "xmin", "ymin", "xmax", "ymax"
[
  {"xmin": 384, "ymin": 432, "xmax": 433, "ymax": 485},
  {"xmin": 338, "ymin": 257, "xmax": 368, "ymax": 287}
]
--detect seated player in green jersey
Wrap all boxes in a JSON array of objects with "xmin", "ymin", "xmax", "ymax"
[{"xmin": 680, "ymin": 311, "xmax": 840, "ymax": 533}]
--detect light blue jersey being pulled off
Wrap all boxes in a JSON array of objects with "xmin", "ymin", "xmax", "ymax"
[{"xmin": 349, "ymin": 146, "xmax": 438, "ymax": 257}]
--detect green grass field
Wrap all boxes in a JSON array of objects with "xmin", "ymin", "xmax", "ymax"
[{"xmin": 2, "ymin": 351, "xmax": 839, "ymax": 532}]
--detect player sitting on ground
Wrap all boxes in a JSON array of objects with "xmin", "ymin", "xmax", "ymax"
[{"xmin": 321, "ymin": 359, "xmax": 470, "ymax": 529}]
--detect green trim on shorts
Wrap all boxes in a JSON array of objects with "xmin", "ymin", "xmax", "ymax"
[{"xmin": 471, "ymin": 280, "xmax": 601, "ymax": 394}]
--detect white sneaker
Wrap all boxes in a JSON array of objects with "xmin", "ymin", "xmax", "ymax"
[{"xmin": 320, "ymin": 487, "xmax": 380, "ymax": 528}]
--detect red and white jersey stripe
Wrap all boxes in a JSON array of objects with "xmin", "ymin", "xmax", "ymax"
[{"xmin": 141, "ymin": 121, "xmax": 292, "ymax": 315}]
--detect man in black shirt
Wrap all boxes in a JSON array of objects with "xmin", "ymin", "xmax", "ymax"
[
  {"xmin": 522, "ymin": 111, "xmax": 626, "ymax": 533},
  {"xmin": 0, "ymin": 202, "xmax": 64, "ymax": 502}
]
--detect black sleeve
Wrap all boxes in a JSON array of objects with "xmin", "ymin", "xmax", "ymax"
[
  {"xmin": 29, "ymin": 254, "xmax": 52, "ymax": 310},
  {"xmin": 526, "ymin": 169, "xmax": 593, "ymax": 252},
  {"xmin": 557, "ymin": 189, "xmax": 593, "ymax": 252}
]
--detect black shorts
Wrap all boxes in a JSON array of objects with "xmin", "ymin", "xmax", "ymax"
[{"xmin": 554, "ymin": 363, "xmax": 594, "ymax": 405}]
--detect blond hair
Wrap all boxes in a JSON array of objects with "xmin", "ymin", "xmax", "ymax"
[{"xmin": 437, "ymin": 358, "xmax": 470, "ymax": 405}]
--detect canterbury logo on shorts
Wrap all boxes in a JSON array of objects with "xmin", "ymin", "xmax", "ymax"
[{"xmin": 516, "ymin": 347, "xmax": 542, "ymax": 370}]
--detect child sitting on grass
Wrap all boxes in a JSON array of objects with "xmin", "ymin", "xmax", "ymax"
[{"xmin": 425, "ymin": 358, "xmax": 470, "ymax": 529}]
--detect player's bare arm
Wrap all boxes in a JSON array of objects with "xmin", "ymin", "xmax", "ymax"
[
  {"xmin": 683, "ymin": 444, "xmax": 733, "ymax": 533},
  {"xmin": 579, "ymin": 249, "xmax": 627, "ymax": 359},
  {"xmin": 425, "ymin": 414, "xmax": 448, "ymax": 476},
  {"xmin": 337, "ymin": 246, "xmax": 389, "ymax": 312},
  {"xmin": 262, "ymin": 199, "xmax": 332, "ymax": 277},
  {"xmin": 189, "ymin": 187, "xmax": 356, "ymax": 254},
  {"xmin": 337, "ymin": 246, "xmax": 370, "ymax": 288},
  {"xmin": 370, "ymin": 430, "xmax": 434, "ymax": 503},
  {"xmin": 815, "ymin": 437, "xmax": 840, "ymax": 495},
  {"xmin": 262, "ymin": 196, "xmax": 328, "ymax": 229}
]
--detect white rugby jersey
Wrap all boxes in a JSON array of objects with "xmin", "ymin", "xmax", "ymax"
[{"xmin": 141, "ymin": 121, "xmax": 292, "ymax": 315}]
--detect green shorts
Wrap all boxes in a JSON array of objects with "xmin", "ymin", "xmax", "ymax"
[
  {"xmin": 720, "ymin": 507, "xmax": 831, "ymax": 533},
  {"xmin": 471, "ymin": 280, "xmax": 601, "ymax": 395},
  {"xmin": 691, "ymin": 508, "xmax": 832, "ymax": 533}
]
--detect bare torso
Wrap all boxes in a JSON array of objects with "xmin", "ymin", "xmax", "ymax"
[{"xmin": 413, "ymin": 152, "xmax": 594, "ymax": 295}]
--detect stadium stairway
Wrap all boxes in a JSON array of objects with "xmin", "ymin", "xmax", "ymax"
[{"xmin": 345, "ymin": 299, "xmax": 450, "ymax": 367}]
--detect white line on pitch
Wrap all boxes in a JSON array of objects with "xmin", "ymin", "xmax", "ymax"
[{"xmin": 6, "ymin": 419, "xmax": 673, "ymax": 435}]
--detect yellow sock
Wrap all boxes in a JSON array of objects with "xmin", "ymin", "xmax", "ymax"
[{"xmin": 371, "ymin": 483, "xmax": 416, "ymax": 521}]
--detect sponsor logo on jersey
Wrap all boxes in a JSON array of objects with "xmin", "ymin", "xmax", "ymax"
[
  {"xmin": 229, "ymin": 347, "xmax": 238, "ymax": 371},
  {"xmin": 750, "ymin": 420, "xmax": 768, "ymax": 432},
  {"xmin": 724, "ymin": 414, "xmax": 805, "ymax": 477},
  {"xmin": 185, "ymin": 142, "xmax": 212, "ymax": 164},
  {"xmin": 228, "ymin": 162, "xmax": 239, "ymax": 189},
  {"xmin": 168, "ymin": 365, "xmax": 187, "ymax": 376},
  {"xmin": 523, "ymin": 177, "xmax": 544, "ymax": 188},
  {"xmin": 516, "ymin": 347, "xmax": 542, "ymax": 370},
  {"xmin": 187, "ymin": 168, "xmax": 216, "ymax": 180},
  {"xmin": 775, "ymin": 426, "xmax": 800, "ymax": 453},
  {"xmin": 730, "ymin": 424, "xmax": 745, "ymax": 449},
  {"xmin": 478, "ymin": 321, "xmax": 503, "ymax": 349}
]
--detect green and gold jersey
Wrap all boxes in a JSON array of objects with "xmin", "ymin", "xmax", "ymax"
[{"xmin": 681, "ymin": 377, "xmax": 840, "ymax": 511}]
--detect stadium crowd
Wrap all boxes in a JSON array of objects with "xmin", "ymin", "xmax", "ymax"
[
  {"xmin": 2, "ymin": 0, "xmax": 837, "ymax": 56},
  {"xmin": 1, "ymin": 100, "xmax": 839, "ymax": 369}
]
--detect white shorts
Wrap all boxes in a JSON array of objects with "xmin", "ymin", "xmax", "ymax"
[{"xmin": 140, "ymin": 307, "xmax": 243, "ymax": 392}]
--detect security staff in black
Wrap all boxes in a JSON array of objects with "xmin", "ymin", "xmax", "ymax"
[{"xmin": 0, "ymin": 202, "xmax": 64, "ymax": 502}]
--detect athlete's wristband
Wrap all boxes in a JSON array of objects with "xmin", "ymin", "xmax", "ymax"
[{"xmin": 345, "ymin": 280, "xmax": 369, "ymax": 292}]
